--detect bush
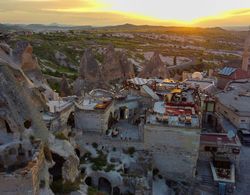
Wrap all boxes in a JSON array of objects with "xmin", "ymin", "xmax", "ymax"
[
  {"xmin": 50, "ymin": 179, "xmax": 79, "ymax": 193},
  {"xmin": 90, "ymin": 152, "xmax": 107, "ymax": 171},
  {"xmin": 80, "ymin": 152, "xmax": 91, "ymax": 164},
  {"xmin": 105, "ymin": 164, "xmax": 115, "ymax": 172},
  {"xmin": 88, "ymin": 186, "xmax": 106, "ymax": 195}
]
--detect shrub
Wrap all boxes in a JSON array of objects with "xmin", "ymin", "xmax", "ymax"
[
  {"xmin": 80, "ymin": 152, "xmax": 91, "ymax": 164},
  {"xmin": 90, "ymin": 152, "xmax": 107, "ymax": 171},
  {"xmin": 105, "ymin": 164, "xmax": 115, "ymax": 172},
  {"xmin": 88, "ymin": 186, "xmax": 106, "ymax": 195}
]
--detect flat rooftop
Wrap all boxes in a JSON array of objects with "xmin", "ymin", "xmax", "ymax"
[
  {"xmin": 200, "ymin": 133, "xmax": 241, "ymax": 146},
  {"xmin": 76, "ymin": 97, "xmax": 112, "ymax": 111},
  {"xmin": 147, "ymin": 101, "xmax": 200, "ymax": 128},
  {"xmin": 216, "ymin": 80, "xmax": 250, "ymax": 116},
  {"xmin": 47, "ymin": 100, "xmax": 73, "ymax": 113},
  {"xmin": 184, "ymin": 79, "xmax": 215, "ymax": 91}
]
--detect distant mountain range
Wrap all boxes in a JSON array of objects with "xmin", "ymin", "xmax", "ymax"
[
  {"xmin": 0, "ymin": 23, "xmax": 249, "ymax": 32},
  {"xmin": 0, "ymin": 23, "xmax": 93, "ymax": 32}
]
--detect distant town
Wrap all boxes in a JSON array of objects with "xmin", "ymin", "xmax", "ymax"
[{"xmin": 0, "ymin": 24, "xmax": 250, "ymax": 195}]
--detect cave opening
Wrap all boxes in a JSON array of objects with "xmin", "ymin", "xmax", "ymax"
[
  {"xmin": 24, "ymin": 120, "xmax": 32, "ymax": 129},
  {"xmin": 49, "ymin": 152, "xmax": 66, "ymax": 180},
  {"xmin": 5, "ymin": 120, "xmax": 13, "ymax": 134},
  {"xmin": 85, "ymin": 176, "xmax": 92, "ymax": 186},
  {"xmin": 67, "ymin": 112, "xmax": 75, "ymax": 128},
  {"xmin": 98, "ymin": 177, "xmax": 112, "ymax": 195},
  {"xmin": 74, "ymin": 148, "xmax": 80, "ymax": 158}
]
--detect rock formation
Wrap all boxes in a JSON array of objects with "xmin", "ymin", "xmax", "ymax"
[
  {"xmin": 79, "ymin": 48, "xmax": 101, "ymax": 81},
  {"xmin": 74, "ymin": 45, "xmax": 135, "ymax": 94},
  {"xmin": 139, "ymin": 52, "xmax": 170, "ymax": 78},
  {"xmin": 13, "ymin": 42, "xmax": 60, "ymax": 101},
  {"xmin": 48, "ymin": 134, "xmax": 80, "ymax": 182},
  {"xmin": 54, "ymin": 51, "xmax": 77, "ymax": 70},
  {"xmin": 74, "ymin": 48, "xmax": 107, "ymax": 95},
  {"xmin": 102, "ymin": 44, "xmax": 134, "ymax": 82},
  {"xmin": 0, "ymin": 44, "xmax": 80, "ymax": 193},
  {"xmin": 60, "ymin": 75, "xmax": 72, "ymax": 97},
  {"xmin": 21, "ymin": 43, "xmax": 39, "ymax": 71}
]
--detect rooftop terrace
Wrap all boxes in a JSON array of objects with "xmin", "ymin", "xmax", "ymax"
[{"xmin": 146, "ymin": 101, "xmax": 200, "ymax": 128}]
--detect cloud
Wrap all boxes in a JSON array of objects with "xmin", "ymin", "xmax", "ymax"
[
  {"xmin": 230, "ymin": 9, "xmax": 250, "ymax": 16},
  {"xmin": 1, "ymin": 0, "xmax": 250, "ymax": 26},
  {"xmin": 0, "ymin": 0, "xmax": 102, "ymax": 12}
]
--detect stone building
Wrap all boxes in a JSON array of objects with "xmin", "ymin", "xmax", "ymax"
[
  {"xmin": 0, "ymin": 142, "xmax": 47, "ymax": 195},
  {"xmin": 43, "ymin": 97, "xmax": 76, "ymax": 133},
  {"xmin": 75, "ymin": 98, "xmax": 114, "ymax": 133},
  {"xmin": 74, "ymin": 89, "xmax": 140, "ymax": 134},
  {"xmin": 199, "ymin": 133, "xmax": 241, "ymax": 165},
  {"xmin": 215, "ymin": 80, "xmax": 250, "ymax": 132},
  {"xmin": 144, "ymin": 87, "xmax": 202, "ymax": 182}
]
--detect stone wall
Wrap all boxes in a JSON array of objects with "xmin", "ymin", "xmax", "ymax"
[
  {"xmin": 0, "ymin": 172, "xmax": 34, "ymax": 195},
  {"xmin": 0, "ymin": 143, "xmax": 45, "ymax": 195},
  {"xmin": 75, "ymin": 131, "xmax": 144, "ymax": 151},
  {"xmin": 144, "ymin": 124, "xmax": 201, "ymax": 182}
]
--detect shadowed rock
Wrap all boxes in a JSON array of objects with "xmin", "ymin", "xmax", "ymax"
[
  {"xmin": 102, "ymin": 44, "xmax": 134, "ymax": 82},
  {"xmin": 79, "ymin": 48, "xmax": 101, "ymax": 81},
  {"xmin": 60, "ymin": 75, "xmax": 72, "ymax": 97},
  {"xmin": 139, "ymin": 52, "xmax": 170, "ymax": 78}
]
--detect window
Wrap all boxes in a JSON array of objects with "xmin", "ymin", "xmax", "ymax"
[{"xmin": 241, "ymin": 120, "xmax": 246, "ymax": 123}]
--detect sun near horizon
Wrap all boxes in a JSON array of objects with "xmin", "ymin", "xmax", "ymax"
[{"xmin": 0, "ymin": 0, "xmax": 250, "ymax": 27}]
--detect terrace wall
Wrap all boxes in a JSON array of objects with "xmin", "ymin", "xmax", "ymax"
[{"xmin": 144, "ymin": 124, "xmax": 201, "ymax": 182}]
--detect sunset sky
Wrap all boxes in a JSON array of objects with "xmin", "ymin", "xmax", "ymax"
[{"xmin": 0, "ymin": 0, "xmax": 250, "ymax": 27}]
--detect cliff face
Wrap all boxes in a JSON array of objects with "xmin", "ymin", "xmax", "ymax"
[
  {"xmin": 0, "ymin": 64, "xmax": 49, "ymax": 140},
  {"xmin": 139, "ymin": 52, "xmax": 170, "ymax": 78},
  {"xmin": 0, "ymin": 45, "xmax": 80, "ymax": 191},
  {"xmin": 102, "ymin": 44, "xmax": 134, "ymax": 82}
]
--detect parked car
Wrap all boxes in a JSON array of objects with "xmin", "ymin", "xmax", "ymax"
[{"xmin": 238, "ymin": 129, "xmax": 250, "ymax": 146}]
